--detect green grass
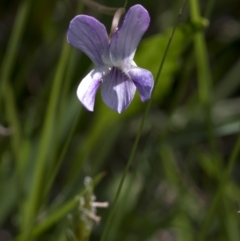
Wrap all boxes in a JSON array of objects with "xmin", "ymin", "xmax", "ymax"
[{"xmin": 1, "ymin": 0, "xmax": 240, "ymax": 241}]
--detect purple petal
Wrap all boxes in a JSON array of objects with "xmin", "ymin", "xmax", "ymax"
[
  {"xmin": 101, "ymin": 67, "xmax": 136, "ymax": 113},
  {"xmin": 129, "ymin": 66, "xmax": 154, "ymax": 102},
  {"xmin": 67, "ymin": 15, "xmax": 110, "ymax": 66},
  {"xmin": 77, "ymin": 67, "xmax": 110, "ymax": 111},
  {"xmin": 110, "ymin": 5, "xmax": 150, "ymax": 66}
]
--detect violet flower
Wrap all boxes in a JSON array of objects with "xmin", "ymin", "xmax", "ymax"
[{"xmin": 67, "ymin": 4, "xmax": 154, "ymax": 113}]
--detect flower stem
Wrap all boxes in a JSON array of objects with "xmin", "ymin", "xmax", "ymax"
[
  {"xmin": 81, "ymin": 0, "xmax": 119, "ymax": 15},
  {"xmin": 123, "ymin": 0, "xmax": 129, "ymax": 9},
  {"xmin": 109, "ymin": 8, "xmax": 126, "ymax": 39},
  {"xmin": 100, "ymin": 2, "xmax": 187, "ymax": 241}
]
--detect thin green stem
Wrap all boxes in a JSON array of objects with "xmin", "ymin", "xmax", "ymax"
[
  {"xmin": 100, "ymin": 3, "xmax": 187, "ymax": 241},
  {"xmin": 23, "ymin": 3, "xmax": 84, "ymax": 228},
  {"xmin": 3, "ymin": 85, "xmax": 22, "ymax": 162},
  {"xmin": 189, "ymin": 7, "xmax": 223, "ymax": 222},
  {"xmin": 44, "ymin": 109, "xmax": 81, "ymax": 198},
  {"xmin": 123, "ymin": 0, "xmax": 129, "ymax": 9},
  {"xmin": 43, "ymin": 3, "xmax": 84, "ymax": 195},
  {"xmin": 189, "ymin": 0, "xmax": 219, "ymax": 164},
  {"xmin": 22, "ymin": 41, "xmax": 71, "ymax": 232},
  {"xmin": 0, "ymin": 0, "xmax": 31, "ymax": 170},
  {"xmin": 198, "ymin": 127, "xmax": 240, "ymax": 240},
  {"xmin": 0, "ymin": 0, "xmax": 31, "ymax": 96},
  {"xmin": 226, "ymin": 126, "xmax": 240, "ymax": 176},
  {"xmin": 193, "ymin": 33, "xmax": 211, "ymax": 105},
  {"xmin": 189, "ymin": 1, "xmax": 225, "ymax": 238},
  {"xmin": 81, "ymin": 0, "xmax": 119, "ymax": 15},
  {"xmin": 204, "ymin": 0, "xmax": 216, "ymax": 19},
  {"xmin": 189, "ymin": 0, "xmax": 211, "ymax": 105}
]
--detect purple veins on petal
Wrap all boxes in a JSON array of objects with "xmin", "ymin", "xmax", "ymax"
[
  {"xmin": 110, "ymin": 4, "xmax": 150, "ymax": 66},
  {"xmin": 67, "ymin": 15, "xmax": 110, "ymax": 66},
  {"xmin": 67, "ymin": 4, "xmax": 153, "ymax": 113},
  {"xmin": 129, "ymin": 67, "xmax": 154, "ymax": 102},
  {"xmin": 101, "ymin": 68, "xmax": 136, "ymax": 113},
  {"xmin": 77, "ymin": 67, "xmax": 110, "ymax": 111}
]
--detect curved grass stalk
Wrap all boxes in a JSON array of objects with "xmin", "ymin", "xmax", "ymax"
[
  {"xmin": 100, "ymin": 2, "xmax": 187, "ymax": 241},
  {"xmin": 0, "ymin": 0, "xmax": 31, "ymax": 172}
]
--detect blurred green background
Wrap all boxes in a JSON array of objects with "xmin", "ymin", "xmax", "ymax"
[{"xmin": 1, "ymin": 0, "xmax": 240, "ymax": 240}]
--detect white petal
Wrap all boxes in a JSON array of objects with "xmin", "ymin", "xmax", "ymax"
[{"xmin": 77, "ymin": 67, "xmax": 110, "ymax": 111}]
